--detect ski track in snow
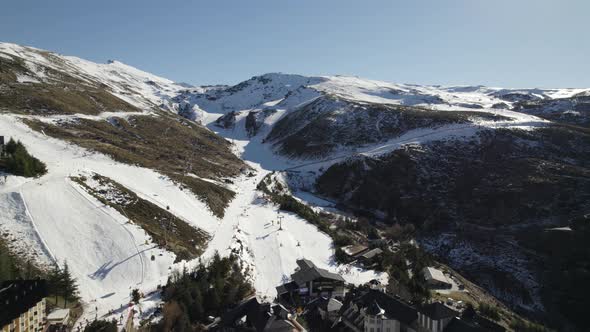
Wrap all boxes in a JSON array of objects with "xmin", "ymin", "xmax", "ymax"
[{"xmin": 0, "ymin": 112, "xmax": 385, "ymax": 327}]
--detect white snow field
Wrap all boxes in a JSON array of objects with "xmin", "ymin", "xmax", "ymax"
[
  {"xmin": 0, "ymin": 42, "xmax": 187, "ymax": 111},
  {"xmin": 0, "ymin": 190, "xmax": 54, "ymax": 268}
]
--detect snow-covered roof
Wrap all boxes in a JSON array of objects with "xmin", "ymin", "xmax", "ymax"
[
  {"xmin": 47, "ymin": 308, "xmax": 70, "ymax": 321},
  {"xmin": 342, "ymin": 244, "xmax": 368, "ymax": 256},
  {"xmin": 292, "ymin": 259, "xmax": 345, "ymax": 285},
  {"xmin": 422, "ymin": 267, "xmax": 450, "ymax": 284}
]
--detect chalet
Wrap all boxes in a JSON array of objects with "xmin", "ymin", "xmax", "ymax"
[
  {"xmin": 0, "ymin": 280, "xmax": 48, "ymax": 332},
  {"xmin": 422, "ymin": 267, "xmax": 452, "ymax": 289},
  {"xmin": 417, "ymin": 302, "xmax": 459, "ymax": 332},
  {"xmin": 340, "ymin": 289, "xmax": 419, "ymax": 332},
  {"xmin": 357, "ymin": 248, "xmax": 384, "ymax": 267},
  {"xmin": 276, "ymin": 259, "xmax": 346, "ymax": 303},
  {"xmin": 342, "ymin": 244, "xmax": 369, "ymax": 258},
  {"xmin": 215, "ymin": 297, "xmax": 304, "ymax": 332}
]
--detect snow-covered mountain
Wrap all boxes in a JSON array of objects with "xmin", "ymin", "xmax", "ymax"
[
  {"xmin": 175, "ymin": 72, "xmax": 589, "ymax": 158},
  {"xmin": 0, "ymin": 42, "xmax": 184, "ymax": 112},
  {"xmin": 173, "ymin": 72, "xmax": 590, "ymax": 324},
  {"xmin": 0, "ymin": 43, "xmax": 383, "ymax": 327},
  {"xmin": 1, "ymin": 42, "xmax": 588, "ymax": 329}
]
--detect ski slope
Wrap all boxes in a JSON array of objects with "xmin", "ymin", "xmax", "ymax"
[
  {"xmin": 0, "ymin": 111, "xmax": 385, "ymax": 327},
  {"xmin": 199, "ymin": 162, "xmax": 383, "ymax": 302},
  {"xmin": 0, "ymin": 114, "xmax": 214, "ymax": 325}
]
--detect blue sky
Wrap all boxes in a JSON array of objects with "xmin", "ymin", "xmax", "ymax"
[{"xmin": 1, "ymin": 0, "xmax": 588, "ymax": 87}]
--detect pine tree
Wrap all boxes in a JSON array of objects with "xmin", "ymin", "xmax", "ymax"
[
  {"xmin": 0, "ymin": 250, "xmax": 18, "ymax": 281},
  {"xmin": 131, "ymin": 288, "xmax": 141, "ymax": 303},
  {"xmin": 4, "ymin": 138, "xmax": 17, "ymax": 155},
  {"xmin": 61, "ymin": 261, "xmax": 79, "ymax": 307},
  {"xmin": 208, "ymin": 287, "xmax": 221, "ymax": 311},
  {"xmin": 48, "ymin": 262, "xmax": 63, "ymax": 304},
  {"xmin": 189, "ymin": 287, "xmax": 204, "ymax": 321}
]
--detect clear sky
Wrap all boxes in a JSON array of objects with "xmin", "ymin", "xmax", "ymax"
[{"xmin": 1, "ymin": 0, "xmax": 588, "ymax": 88}]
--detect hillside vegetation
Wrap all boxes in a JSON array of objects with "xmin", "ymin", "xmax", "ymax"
[
  {"xmin": 266, "ymin": 96, "xmax": 509, "ymax": 158},
  {"xmin": 316, "ymin": 125, "xmax": 590, "ymax": 228},
  {"xmin": 0, "ymin": 138, "xmax": 47, "ymax": 177},
  {"xmin": 315, "ymin": 125, "xmax": 590, "ymax": 329},
  {"xmin": 0, "ymin": 51, "xmax": 141, "ymax": 115},
  {"xmin": 72, "ymin": 173, "xmax": 209, "ymax": 261},
  {"xmin": 25, "ymin": 114, "xmax": 245, "ymax": 217},
  {"xmin": 151, "ymin": 253, "xmax": 252, "ymax": 331}
]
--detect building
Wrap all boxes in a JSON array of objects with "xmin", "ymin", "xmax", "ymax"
[
  {"xmin": 47, "ymin": 309, "xmax": 70, "ymax": 331},
  {"xmin": 342, "ymin": 244, "xmax": 369, "ymax": 258},
  {"xmin": 422, "ymin": 267, "xmax": 452, "ymax": 289},
  {"xmin": 417, "ymin": 302, "xmax": 458, "ymax": 332},
  {"xmin": 276, "ymin": 259, "xmax": 346, "ymax": 304},
  {"xmin": 305, "ymin": 297, "xmax": 343, "ymax": 323},
  {"xmin": 215, "ymin": 297, "xmax": 304, "ymax": 332},
  {"xmin": 0, "ymin": 280, "xmax": 48, "ymax": 332},
  {"xmin": 357, "ymin": 248, "xmax": 384, "ymax": 267},
  {"xmin": 340, "ymin": 289, "xmax": 419, "ymax": 332}
]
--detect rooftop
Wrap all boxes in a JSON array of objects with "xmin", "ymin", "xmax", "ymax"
[
  {"xmin": 291, "ymin": 259, "xmax": 345, "ymax": 286},
  {"xmin": 359, "ymin": 248, "xmax": 383, "ymax": 260},
  {"xmin": 47, "ymin": 308, "xmax": 70, "ymax": 322},
  {"xmin": 348, "ymin": 289, "xmax": 418, "ymax": 325},
  {"xmin": 342, "ymin": 244, "xmax": 368, "ymax": 256},
  {"xmin": 423, "ymin": 267, "xmax": 451, "ymax": 284},
  {"xmin": 419, "ymin": 302, "xmax": 458, "ymax": 320},
  {"xmin": 307, "ymin": 296, "xmax": 343, "ymax": 313}
]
